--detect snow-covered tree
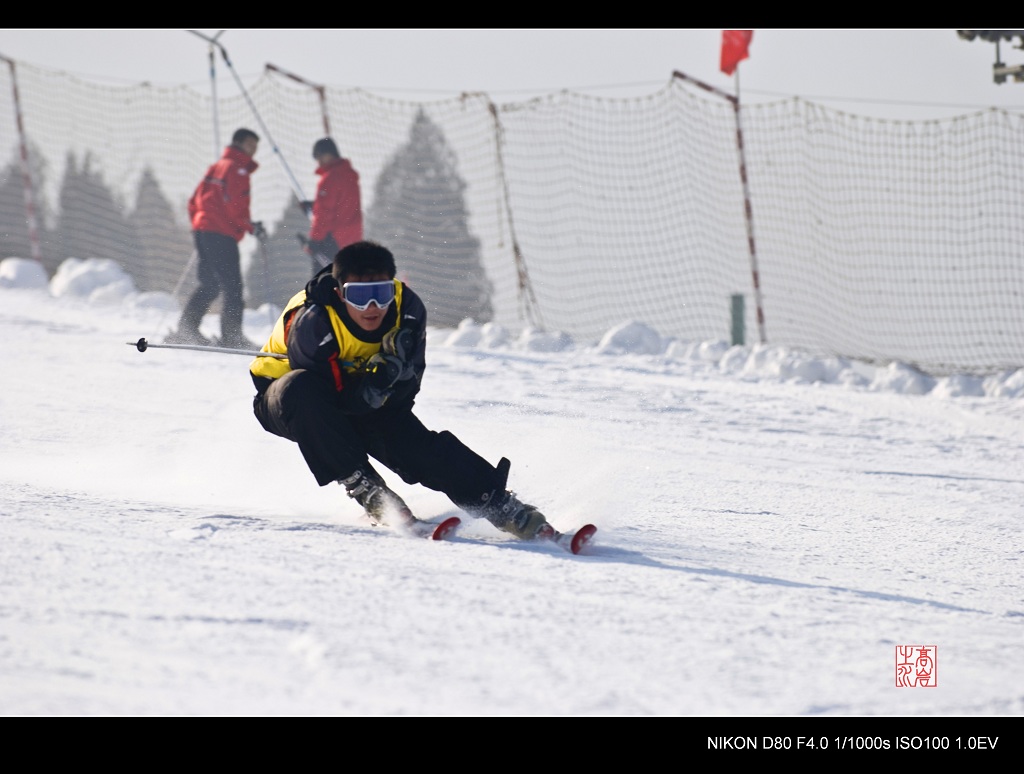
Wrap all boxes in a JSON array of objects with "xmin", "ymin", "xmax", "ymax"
[{"xmin": 365, "ymin": 109, "xmax": 492, "ymax": 328}]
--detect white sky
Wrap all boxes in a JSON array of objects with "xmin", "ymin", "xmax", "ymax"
[
  {"xmin": 2, "ymin": 257, "xmax": 1023, "ymax": 717},
  {"xmin": 0, "ymin": 29, "xmax": 1023, "ymax": 119}
]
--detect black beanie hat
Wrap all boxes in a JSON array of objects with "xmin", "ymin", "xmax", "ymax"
[{"xmin": 312, "ymin": 137, "xmax": 339, "ymax": 159}]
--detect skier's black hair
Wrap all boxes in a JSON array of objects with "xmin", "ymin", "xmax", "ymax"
[
  {"xmin": 332, "ymin": 241, "xmax": 397, "ymax": 282},
  {"xmin": 231, "ymin": 127, "xmax": 259, "ymax": 145},
  {"xmin": 312, "ymin": 137, "xmax": 339, "ymax": 159}
]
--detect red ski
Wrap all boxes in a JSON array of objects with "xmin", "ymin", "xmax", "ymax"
[
  {"xmin": 540, "ymin": 523, "xmax": 598, "ymax": 554},
  {"xmin": 400, "ymin": 515, "xmax": 461, "ymax": 541},
  {"xmin": 428, "ymin": 516, "xmax": 462, "ymax": 540},
  {"xmin": 391, "ymin": 514, "xmax": 594, "ymax": 552}
]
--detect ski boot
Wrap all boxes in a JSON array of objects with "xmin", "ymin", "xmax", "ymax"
[
  {"xmin": 339, "ymin": 468, "xmax": 415, "ymax": 527},
  {"xmin": 480, "ymin": 490, "xmax": 554, "ymax": 539},
  {"xmin": 475, "ymin": 457, "xmax": 554, "ymax": 540}
]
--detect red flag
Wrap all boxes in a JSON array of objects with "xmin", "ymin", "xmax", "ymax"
[{"xmin": 720, "ymin": 30, "xmax": 753, "ymax": 75}]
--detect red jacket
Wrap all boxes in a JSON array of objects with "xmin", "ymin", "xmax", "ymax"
[
  {"xmin": 309, "ymin": 157, "xmax": 362, "ymax": 248},
  {"xmin": 188, "ymin": 145, "xmax": 259, "ymax": 242}
]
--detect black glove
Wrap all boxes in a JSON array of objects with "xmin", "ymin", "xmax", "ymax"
[
  {"xmin": 360, "ymin": 352, "xmax": 406, "ymax": 409},
  {"xmin": 300, "ymin": 200, "xmax": 314, "ymax": 216},
  {"xmin": 252, "ymin": 221, "xmax": 267, "ymax": 240},
  {"xmin": 381, "ymin": 328, "xmax": 415, "ymax": 361},
  {"xmin": 368, "ymin": 352, "xmax": 404, "ymax": 385},
  {"xmin": 382, "ymin": 328, "xmax": 418, "ymax": 383}
]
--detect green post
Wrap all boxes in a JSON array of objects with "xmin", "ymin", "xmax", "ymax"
[{"xmin": 730, "ymin": 293, "xmax": 745, "ymax": 346}]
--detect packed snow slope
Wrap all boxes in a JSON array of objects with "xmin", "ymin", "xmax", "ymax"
[{"xmin": 1, "ymin": 257, "xmax": 1022, "ymax": 716}]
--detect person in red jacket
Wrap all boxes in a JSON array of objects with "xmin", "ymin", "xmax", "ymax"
[
  {"xmin": 301, "ymin": 137, "xmax": 362, "ymax": 273},
  {"xmin": 168, "ymin": 127, "xmax": 262, "ymax": 349}
]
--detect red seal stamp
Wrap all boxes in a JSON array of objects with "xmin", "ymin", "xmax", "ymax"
[{"xmin": 895, "ymin": 645, "xmax": 937, "ymax": 687}]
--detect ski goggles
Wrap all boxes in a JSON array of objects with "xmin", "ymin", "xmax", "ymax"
[{"xmin": 341, "ymin": 281, "xmax": 396, "ymax": 311}]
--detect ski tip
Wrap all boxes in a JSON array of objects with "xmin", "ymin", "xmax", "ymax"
[
  {"xmin": 569, "ymin": 524, "xmax": 598, "ymax": 554},
  {"xmin": 430, "ymin": 516, "xmax": 462, "ymax": 540}
]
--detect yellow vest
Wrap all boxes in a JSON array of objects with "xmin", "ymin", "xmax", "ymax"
[{"xmin": 249, "ymin": 279, "xmax": 404, "ymax": 382}]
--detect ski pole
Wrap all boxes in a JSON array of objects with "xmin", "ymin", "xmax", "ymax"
[
  {"xmin": 127, "ymin": 337, "xmax": 286, "ymax": 359},
  {"xmin": 255, "ymin": 230, "xmax": 277, "ymax": 326},
  {"xmin": 197, "ymin": 36, "xmax": 310, "ymax": 210}
]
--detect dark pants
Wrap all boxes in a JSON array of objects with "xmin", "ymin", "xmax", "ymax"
[
  {"xmin": 179, "ymin": 231, "xmax": 244, "ymax": 340},
  {"xmin": 253, "ymin": 369, "xmax": 502, "ymax": 511}
]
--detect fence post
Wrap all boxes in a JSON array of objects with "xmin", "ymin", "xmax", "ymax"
[
  {"xmin": 673, "ymin": 70, "xmax": 767, "ymax": 344},
  {"xmin": 1, "ymin": 55, "xmax": 42, "ymax": 264},
  {"xmin": 731, "ymin": 293, "xmax": 745, "ymax": 346}
]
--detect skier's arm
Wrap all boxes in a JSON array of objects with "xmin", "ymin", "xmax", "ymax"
[
  {"xmin": 381, "ymin": 288, "xmax": 427, "ymax": 408},
  {"xmin": 286, "ymin": 305, "xmax": 344, "ymax": 388}
]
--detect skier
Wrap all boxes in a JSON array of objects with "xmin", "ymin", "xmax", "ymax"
[
  {"xmin": 168, "ymin": 127, "xmax": 263, "ymax": 350},
  {"xmin": 249, "ymin": 240, "xmax": 554, "ymax": 540},
  {"xmin": 300, "ymin": 137, "xmax": 362, "ymax": 273}
]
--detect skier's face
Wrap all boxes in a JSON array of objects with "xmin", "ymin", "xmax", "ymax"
[
  {"xmin": 339, "ymin": 272, "xmax": 392, "ymax": 332},
  {"xmin": 238, "ymin": 137, "xmax": 259, "ymax": 157}
]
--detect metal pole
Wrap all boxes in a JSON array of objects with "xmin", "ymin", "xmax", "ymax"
[
  {"xmin": 170, "ymin": 249, "xmax": 198, "ymax": 304},
  {"xmin": 128, "ymin": 337, "xmax": 285, "ymax": 359},
  {"xmin": 264, "ymin": 63, "xmax": 326, "ymax": 228},
  {"xmin": 187, "ymin": 30, "xmax": 226, "ymax": 160},
  {"xmin": 729, "ymin": 71, "xmax": 767, "ymax": 345},
  {"xmin": 265, "ymin": 63, "xmax": 331, "ymax": 136},
  {"xmin": 1, "ymin": 55, "xmax": 42, "ymax": 263},
  {"xmin": 255, "ymin": 229, "xmax": 278, "ymax": 325},
  {"xmin": 208, "ymin": 41, "xmax": 221, "ymax": 158},
  {"xmin": 672, "ymin": 70, "xmax": 767, "ymax": 344},
  {"xmin": 201, "ymin": 40, "xmax": 309, "ymax": 205},
  {"xmin": 487, "ymin": 100, "xmax": 543, "ymax": 330}
]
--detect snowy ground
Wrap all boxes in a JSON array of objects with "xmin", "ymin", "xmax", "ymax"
[{"xmin": 2, "ymin": 257, "xmax": 1023, "ymax": 719}]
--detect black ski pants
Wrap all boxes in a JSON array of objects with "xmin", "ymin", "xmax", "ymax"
[
  {"xmin": 179, "ymin": 230, "xmax": 245, "ymax": 339},
  {"xmin": 253, "ymin": 368, "xmax": 502, "ymax": 511}
]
